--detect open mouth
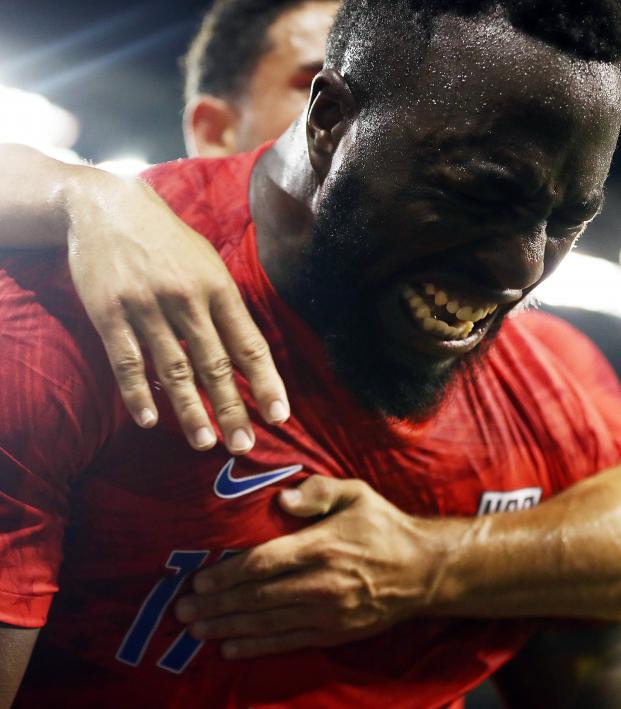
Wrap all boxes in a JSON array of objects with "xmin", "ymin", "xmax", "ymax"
[{"xmin": 401, "ymin": 282, "xmax": 500, "ymax": 342}]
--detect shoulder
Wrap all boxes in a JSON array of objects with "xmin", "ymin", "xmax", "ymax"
[
  {"xmin": 0, "ymin": 250, "xmax": 120, "ymax": 478},
  {"xmin": 490, "ymin": 308, "xmax": 621, "ymax": 470},
  {"xmin": 140, "ymin": 147, "xmax": 268, "ymax": 256},
  {"xmin": 501, "ymin": 309, "xmax": 620, "ymax": 391}
]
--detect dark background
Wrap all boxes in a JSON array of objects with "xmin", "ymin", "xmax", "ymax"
[{"xmin": 1, "ymin": 0, "xmax": 210, "ymax": 163}]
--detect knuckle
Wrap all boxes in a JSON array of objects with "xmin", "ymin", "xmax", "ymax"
[
  {"xmin": 127, "ymin": 293, "xmax": 158, "ymax": 318},
  {"xmin": 243, "ymin": 553, "xmax": 267, "ymax": 577},
  {"xmin": 113, "ymin": 355, "xmax": 144, "ymax": 383},
  {"xmin": 316, "ymin": 543, "xmax": 337, "ymax": 565},
  {"xmin": 337, "ymin": 592, "xmax": 359, "ymax": 612},
  {"xmin": 208, "ymin": 274, "xmax": 234, "ymax": 304},
  {"xmin": 163, "ymin": 282, "xmax": 199, "ymax": 310},
  {"xmin": 308, "ymin": 477, "xmax": 333, "ymax": 508},
  {"xmin": 95, "ymin": 298, "xmax": 123, "ymax": 327},
  {"xmin": 348, "ymin": 479, "xmax": 373, "ymax": 500},
  {"xmin": 162, "ymin": 358, "xmax": 194, "ymax": 385},
  {"xmin": 214, "ymin": 400, "xmax": 245, "ymax": 419},
  {"xmin": 176, "ymin": 398, "xmax": 205, "ymax": 417},
  {"xmin": 237, "ymin": 337, "xmax": 270, "ymax": 364},
  {"xmin": 201, "ymin": 357, "xmax": 234, "ymax": 385}
]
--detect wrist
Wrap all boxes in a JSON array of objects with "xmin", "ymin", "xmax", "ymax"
[
  {"xmin": 403, "ymin": 514, "xmax": 475, "ymax": 615},
  {"xmin": 61, "ymin": 164, "xmax": 142, "ymax": 253}
]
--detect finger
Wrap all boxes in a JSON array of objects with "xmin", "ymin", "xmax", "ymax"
[
  {"xmin": 129, "ymin": 300, "xmax": 217, "ymax": 451},
  {"xmin": 220, "ymin": 630, "xmax": 324, "ymax": 660},
  {"xmin": 279, "ymin": 476, "xmax": 366, "ymax": 518},
  {"xmin": 169, "ymin": 306, "xmax": 255, "ymax": 455},
  {"xmin": 188, "ymin": 605, "xmax": 317, "ymax": 641},
  {"xmin": 192, "ymin": 533, "xmax": 320, "ymax": 594},
  {"xmin": 177, "ymin": 568, "xmax": 329, "ymax": 623},
  {"xmin": 95, "ymin": 312, "xmax": 159, "ymax": 429},
  {"xmin": 211, "ymin": 286, "xmax": 290, "ymax": 426}
]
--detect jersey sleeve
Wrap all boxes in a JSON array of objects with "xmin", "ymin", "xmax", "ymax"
[
  {"xmin": 0, "ymin": 252, "xmax": 119, "ymax": 628},
  {"xmin": 518, "ymin": 309, "xmax": 621, "ymax": 461}
]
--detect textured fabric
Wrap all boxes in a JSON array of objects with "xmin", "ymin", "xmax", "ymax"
[{"xmin": 1, "ymin": 146, "xmax": 620, "ymax": 708}]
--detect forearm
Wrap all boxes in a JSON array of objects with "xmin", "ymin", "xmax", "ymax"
[
  {"xmin": 0, "ymin": 143, "xmax": 78, "ymax": 248},
  {"xmin": 429, "ymin": 464, "xmax": 621, "ymax": 620}
]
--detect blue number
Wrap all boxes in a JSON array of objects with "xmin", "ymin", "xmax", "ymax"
[
  {"xmin": 116, "ymin": 550, "xmax": 210, "ymax": 666},
  {"xmin": 157, "ymin": 549, "xmax": 241, "ymax": 674},
  {"xmin": 157, "ymin": 631, "xmax": 203, "ymax": 674}
]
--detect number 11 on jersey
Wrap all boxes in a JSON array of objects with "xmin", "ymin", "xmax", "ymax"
[{"xmin": 116, "ymin": 550, "xmax": 210, "ymax": 672}]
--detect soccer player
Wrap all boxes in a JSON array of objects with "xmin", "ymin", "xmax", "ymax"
[
  {"xmin": 1, "ymin": 3, "xmax": 621, "ymax": 709},
  {"xmin": 183, "ymin": 0, "xmax": 339, "ymax": 158}
]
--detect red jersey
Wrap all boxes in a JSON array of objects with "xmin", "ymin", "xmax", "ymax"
[{"xmin": 1, "ymin": 146, "xmax": 621, "ymax": 709}]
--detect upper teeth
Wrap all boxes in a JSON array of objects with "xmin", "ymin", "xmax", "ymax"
[{"xmin": 402, "ymin": 282, "xmax": 498, "ymax": 340}]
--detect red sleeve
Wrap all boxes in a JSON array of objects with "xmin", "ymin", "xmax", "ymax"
[
  {"xmin": 517, "ymin": 310, "xmax": 621, "ymax": 460},
  {"xmin": 0, "ymin": 252, "xmax": 119, "ymax": 628}
]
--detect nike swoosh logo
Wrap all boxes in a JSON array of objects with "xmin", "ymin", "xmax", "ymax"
[{"xmin": 213, "ymin": 458, "xmax": 303, "ymax": 499}]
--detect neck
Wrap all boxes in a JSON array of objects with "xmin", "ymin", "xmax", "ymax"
[{"xmin": 249, "ymin": 120, "xmax": 317, "ymax": 300}]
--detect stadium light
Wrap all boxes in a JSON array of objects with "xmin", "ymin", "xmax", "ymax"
[
  {"xmin": 0, "ymin": 84, "xmax": 79, "ymax": 150},
  {"xmin": 534, "ymin": 252, "xmax": 621, "ymax": 318},
  {"xmin": 97, "ymin": 156, "xmax": 152, "ymax": 176}
]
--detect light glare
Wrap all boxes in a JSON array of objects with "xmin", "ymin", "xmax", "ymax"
[
  {"xmin": 0, "ymin": 84, "xmax": 79, "ymax": 149},
  {"xmin": 97, "ymin": 156, "xmax": 152, "ymax": 176},
  {"xmin": 534, "ymin": 252, "xmax": 621, "ymax": 318}
]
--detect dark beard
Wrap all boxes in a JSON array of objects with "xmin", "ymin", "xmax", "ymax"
[{"xmin": 285, "ymin": 170, "xmax": 498, "ymax": 420}]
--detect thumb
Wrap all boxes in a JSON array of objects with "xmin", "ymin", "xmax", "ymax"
[{"xmin": 279, "ymin": 476, "xmax": 361, "ymax": 518}]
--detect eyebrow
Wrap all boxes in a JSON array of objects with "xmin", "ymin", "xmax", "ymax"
[
  {"xmin": 448, "ymin": 162, "xmax": 552, "ymax": 203},
  {"xmin": 432, "ymin": 160, "xmax": 609, "ymax": 216},
  {"xmin": 399, "ymin": 162, "xmax": 606, "ymax": 223}
]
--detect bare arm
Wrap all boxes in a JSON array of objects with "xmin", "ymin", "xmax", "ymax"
[
  {"xmin": 172, "ymin": 466, "xmax": 621, "ymax": 658},
  {"xmin": 0, "ymin": 625, "xmax": 39, "ymax": 708},
  {"xmin": 0, "ymin": 144, "xmax": 71, "ymax": 248},
  {"xmin": 439, "ymin": 463, "xmax": 621, "ymax": 619},
  {"xmin": 0, "ymin": 144, "xmax": 289, "ymax": 453}
]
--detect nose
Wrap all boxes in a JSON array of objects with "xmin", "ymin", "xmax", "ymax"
[{"xmin": 473, "ymin": 225, "xmax": 547, "ymax": 291}]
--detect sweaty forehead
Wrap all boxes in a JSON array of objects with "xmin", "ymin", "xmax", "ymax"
[{"xmin": 408, "ymin": 11, "xmax": 621, "ymax": 144}]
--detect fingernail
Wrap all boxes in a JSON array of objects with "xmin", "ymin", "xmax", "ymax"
[
  {"xmin": 194, "ymin": 427, "xmax": 216, "ymax": 450},
  {"xmin": 175, "ymin": 600, "xmax": 197, "ymax": 623},
  {"xmin": 269, "ymin": 400, "xmax": 289, "ymax": 423},
  {"xmin": 139, "ymin": 408, "xmax": 156, "ymax": 427},
  {"xmin": 230, "ymin": 429, "xmax": 253, "ymax": 453},
  {"xmin": 281, "ymin": 488, "xmax": 302, "ymax": 506}
]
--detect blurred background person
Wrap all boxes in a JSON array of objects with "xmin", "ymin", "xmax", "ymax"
[{"xmin": 183, "ymin": 0, "xmax": 339, "ymax": 157}]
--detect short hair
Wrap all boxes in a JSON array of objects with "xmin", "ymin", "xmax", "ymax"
[
  {"xmin": 326, "ymin": 0, "xmax": 621, "ymax": 106},
  {"xmin": 184, "ymin": 0, "xmax": 324, "ymax": 103}
]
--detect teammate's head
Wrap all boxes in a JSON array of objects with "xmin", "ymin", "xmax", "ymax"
[
  {"xmin": 183, "ymin": 0, "xmax": 339, "ymax": 157},
  {"xmin": 286, "ymin": 0, "xmax": 621, "ymax": 418}
]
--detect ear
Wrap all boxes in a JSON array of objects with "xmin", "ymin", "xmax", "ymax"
[
  {"xmin": 307, "ymin": 69, "xmax": 357, "ymax": 180},
  {"xmin": 183, "ymin": 95, "xmax": 238, "ymax": 158}
]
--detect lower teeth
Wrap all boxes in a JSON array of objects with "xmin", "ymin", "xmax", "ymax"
[
  {"xmin": 422, "ymin": 316, "xmax": 474, "ymax": 339},
  {"xmin": 403, "ymin": 288, "xmax": 481, "ymax": 340}
]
